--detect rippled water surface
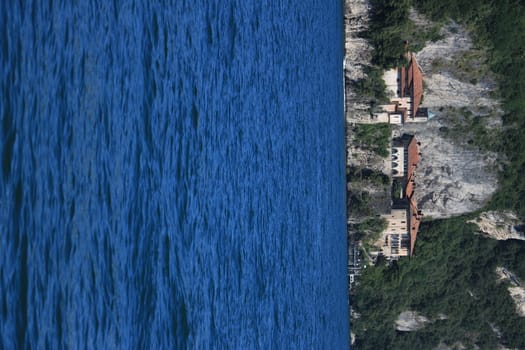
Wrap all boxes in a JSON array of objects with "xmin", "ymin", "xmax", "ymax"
[{"xmin": 1, "ymin": 1, "xmax": 348, "ymax": 348}]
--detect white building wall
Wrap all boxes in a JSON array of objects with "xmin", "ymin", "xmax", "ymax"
[
  {"xmin": 389, "ymin": 114, "xmax": 402, "ymax": 124},
  {"xmin": 383, "ymin": 68, "xmax": 399, "ymax": 97}
]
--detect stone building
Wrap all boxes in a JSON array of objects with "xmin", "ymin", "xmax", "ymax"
[
  {"xmin": 373, "ymin": 54, "xmax": 429, "ymax": 124},
  {"xmin": 382, "ymin": 134, "xmax": 423, "ymax": 258}
]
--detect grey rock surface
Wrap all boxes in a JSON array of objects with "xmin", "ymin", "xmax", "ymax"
[
  {"xmin": 395, "ymin": 311, "xmax": 430, "ymax": 331},
  {"xmin": 398, "ymin": 119, "xmax": 499, "ymax": 218},
  {"xmin": 400, "ymin": 21, "xmax": 502, "ymax": 218},
  {"xmin": 469, "ymin": 211, "xmax": 525, "ymax": 241},
  {"xmin": 344, "ymin": 0, "xmax": 373, "ymax": 122}
]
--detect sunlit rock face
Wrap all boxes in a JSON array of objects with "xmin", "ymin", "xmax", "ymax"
[
  {"xmin": 469, "ymin": 212, "xmax": 525, "ymax": 241},
  {"xmin": 344, "ymin": 9, "xmax": 503, "ymax": 219},
  {"xmin": 398, "ymin": 22, "xmax": 502, "ymax": 219},
  {"xmin": 395, "ymin": 311, "xmax": 430, "ymax": 332},
  {"xmin": 398, "ymin": 119, "xmax": 499, "ymax": 219},
  {"xmin": 344, "ymin": 0, "xmax": 374, "ymax": 122},
  {"xmin": 496, "ymin": 266, "xmax": 525, "ymax": 318}
]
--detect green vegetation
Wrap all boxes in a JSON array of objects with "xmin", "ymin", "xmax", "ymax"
[
  {"xmin": 346, "ymin": 167, "xmax": 391, "ymax": 221},
  {"xmin": 354, "ymin": 217, "xmax": 525, "ymax": 349},
  {"xmin": 347, "ymin": 166, "xmax": 390, "ymax": 188},
  {"xmin": 351, "ymin": 67, "xmax": 388, "ymax": 104},
  {"xmin": 392, "ymin": 179, "xmax": 403, "ymax": 199},
  {"xmin": 366, "ymin": 0, "xmax": 443, "ymax": 68},
  {"xmin": 357, "ymin": 217, "xmax": 388, "ymax": 252},
  {"xmin": 366, "ymin": 0, "xmax": 411, "ymax": 67},
  {"xmin": 357, "ymin": 217, "xmax": 388, "ymax": 236},
  {"xmin": 352, "ymin": 124, "xmax": 391, "ymax": 158},
  {"xmin": 348, "ymin": 192, "xmax": 374, "ymax": 217}
]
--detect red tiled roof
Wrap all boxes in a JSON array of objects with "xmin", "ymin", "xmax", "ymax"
[
  {"xmin": 410, "ymin": 54, "xmax": 424, "ymax": 118},
  {"xmin": 407, "ymin": 62, "xmax": 414, "ymax": 91},
  {"xmin": 405, "ymin": 135, "xmax": 420, "ymax": 198},
  {"xmin": 398, "ymin": 54, "xmax": 424, "ymax": 118},
  {"xmin": 406, "ymin": 135, "xmax": 421, "ymax": 256},
  {"xmin": 409, "ymin": 199, "xmax": 421, "ymax": 256}
]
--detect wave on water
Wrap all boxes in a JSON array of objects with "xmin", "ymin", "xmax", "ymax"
[{"xmin": 0, "ymin": 0, "xmax": 348, "ymax": 348}]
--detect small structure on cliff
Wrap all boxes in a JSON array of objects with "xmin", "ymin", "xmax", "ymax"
[
  {"xmin": 373, "ymin": 54, "xmax": 429, "ymax": 124},
  {"xmin": 381, "ymin": 134, "xmax": 423, "ymax": 258}
]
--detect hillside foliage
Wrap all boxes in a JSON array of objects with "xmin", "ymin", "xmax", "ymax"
[
  {"xmin": 352, "ymin": 124, "xmax": 391, "ymax": 158},
  {"xmin": 354, "ymin": 217, "xmax": 525, "ymax": 349}
]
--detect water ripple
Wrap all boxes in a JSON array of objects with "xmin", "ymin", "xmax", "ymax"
[{"xmin": 1, "ymin": 0, "xmax": 347, "ymax": 348}]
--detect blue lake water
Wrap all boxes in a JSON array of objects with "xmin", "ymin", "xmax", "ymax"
[{"xmin": 1, "ymin": 0, "xmax": 349, "ymax": 348}]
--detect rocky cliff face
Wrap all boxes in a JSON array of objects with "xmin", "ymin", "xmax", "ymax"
[
  {"xmin": 469, "ymin": 211, "xmax": 525, "ymax": 241},
  {"xmin": 415, "ymin": 22, "xmax": 500, "ymax": 113},
  {"xmin": 344, "ymin": 8, "xmax": 502, "ymax": 219},
  {"xmin": 496, "ymin": 266, "xmax": 525, "ymax": 317},
  {"xmin": 397, "ymin": 20, "xmax": 502, "ymax": 218},
  {"xmin": 398, "ymin": 119, "xmax": 499, "ymax": 218},
  {"xmin": 344, "ymin": 0, "xmax": 373, "ymax": 122},
  {"xmin": 508, "ymin": 287, "xmax": 525, "ymax": 317},
  {"xmin": 395, "ymin": 311, "xmax": 430, "ymax": 331}
]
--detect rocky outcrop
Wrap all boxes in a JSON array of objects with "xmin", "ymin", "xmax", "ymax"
[
  {"xmin": 344, "ymin": 13, "xmax": 502, "ymax": 219},
  {"xmin": 395, "ymin": 311, "xmax": 430, "ymax": 331},
  {"xmin": 508, "ymin": 287, "xmax": 525, "ymax": 317},
  {"xmin": 344, "ymin": 0, "xmax": 373, "ymax": 121},
  {"xmin": 419, "ymin": 72, "xmax": 500, "ymax": 113},
  {"xmin": 397, "ymin": 20, "xmax": 502, "ymax": 218},
  {"xmin": 468, "ymin": 211, "xmax": 525, "ymax": 241},
  {"xmin": 496, "ymin": 267, "xmax": 525, "ymax": 317},
  {"xmin": 344, "ymin": 0, "xmax": 391, "ymax": 224},
  {"xmin": 496, "ymin": 267, "xmax": 521, "ymax": 286},
  {"xmin": 399, "ymin": 120, "xmax": 499, "ymax": 218}
]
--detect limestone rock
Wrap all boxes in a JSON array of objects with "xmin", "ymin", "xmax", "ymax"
[
  {"xmin": 398, "ymin": 120, "xmax": 499, "ymax": 218},
  {"xmin": 395, "ymin": 311, "xmax": 430, "ymax": 331},
  {"xmin": 396, "ymin": 21, "xmax": 502, "ymax": 218},
  {"xmin": 508, "ymin": 287, "xmax": 525, "ymax": 317},
  {"xmin": 344, "ymin": 0, "xmax": 373, "ymax": 122},
  {"xmin": 495, "ymin": 267, "xmax": 525, "ymax": 317},
  {"xmin": 468, "ymin": 211, "xmax": 525, "ymax": 241}
]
